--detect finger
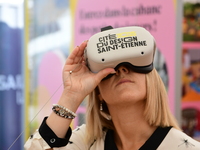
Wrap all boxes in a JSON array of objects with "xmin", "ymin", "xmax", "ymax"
[
  {"xmin": 66, "ymin": 41, "xmax": 87, "ymax": 65},
  {"xmin": 65, "ymin": 46, "xmax": 79, "ymax": 65},
  {"xmin": 94, "ymin": 68, "xmax": 116, "ymax": 83},
  {"xmin": 73, "ymin": 42, "xmax": 87, "ymax": 64}
]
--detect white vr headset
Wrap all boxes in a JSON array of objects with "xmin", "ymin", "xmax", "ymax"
[{"xmin": 84, "ymin": 26, "xmax": 156, "ymax": 75}]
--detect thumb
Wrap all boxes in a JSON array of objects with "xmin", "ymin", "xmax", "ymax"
[{"xmin": 95, "ymin": 68, "xmax": 116, "ymax": 83}]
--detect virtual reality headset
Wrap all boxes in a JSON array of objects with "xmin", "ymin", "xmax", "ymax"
[{"xmin": 84, "ymin": 26, "xmax": 156, "ymax": 74}]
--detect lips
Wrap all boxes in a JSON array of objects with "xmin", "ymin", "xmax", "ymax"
[{"xmin": 116, "ymin": 78, "xmax": 133, "ymax": 86}]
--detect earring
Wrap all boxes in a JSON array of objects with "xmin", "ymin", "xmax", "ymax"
[
  {"xmin": 100, "ymin": 102, "xmax": 103, "ymax": 111},
  {"xmin": 100, "ymin": 101, "xmax": 112, "ymax": 120}
]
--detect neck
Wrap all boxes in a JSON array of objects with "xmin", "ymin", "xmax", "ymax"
[{"xmin": 107, "ymin": 102, "xmax": 156, "ymax": 150}]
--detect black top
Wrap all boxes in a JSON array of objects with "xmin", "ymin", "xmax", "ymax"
[
  {"xmin": 105, "ymin": 126, "xmax": 172, "ymax": 150},
  {"xmin": 38, "ymin": 117, "xmax": 172, "ymax": 149}
]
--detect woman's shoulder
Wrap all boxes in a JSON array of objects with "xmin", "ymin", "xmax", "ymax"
[
  {"xmin": 157, "ymin": 127, "xmax": 200, "ymax": 150},
  {"xmin": 169, "ymin": 128, "xmax": 200, "ymax": 143}
]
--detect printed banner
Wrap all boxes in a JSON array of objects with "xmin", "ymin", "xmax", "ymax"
[
  {"xmin": 0, "ymin": 2, "xmax": 24, "ymax": 149},
  {"xmin": 0, "ymin": 16, "xmax": 23, "ymax": 150}
]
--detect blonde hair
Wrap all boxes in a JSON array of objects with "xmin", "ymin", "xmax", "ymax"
[{"xmin": 86, "ymin": 68, "xmax": 180, "ymax": 143}]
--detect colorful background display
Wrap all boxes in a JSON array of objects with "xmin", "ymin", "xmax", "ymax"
[{"xmin": 181, "ymin": 1, "xmax": 200, "ymax": 141}]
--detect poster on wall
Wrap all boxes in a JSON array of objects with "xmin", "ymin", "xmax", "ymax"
[
  {"xmin": 70, "ymin": 0, "xmax": 180, "ymax": 127},
  {"xmin": 183, "ymin": 1, "xmax": 200, "ymax": 42},
  {"xmin": 0, "ymin": 2, "xmax": 24, "ymax": 150},
  {"xmin": 182, "ymin": 0, "xmax": 200, "ymax": 141}
]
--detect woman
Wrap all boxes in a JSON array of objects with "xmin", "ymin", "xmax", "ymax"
[{"xmin": 25, "ymin": 40, "xmax": 200, "ymax": 150}]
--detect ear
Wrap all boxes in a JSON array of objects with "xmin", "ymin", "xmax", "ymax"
[{"xmin": 98, "ymin": 94, "xmax": 103, "ymax": 101}]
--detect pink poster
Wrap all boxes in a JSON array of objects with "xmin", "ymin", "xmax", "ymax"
[{"xmin": 73, "ymin": 0, "xmax": 176, "ymax": 113}]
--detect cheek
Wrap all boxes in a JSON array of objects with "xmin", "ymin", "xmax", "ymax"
[{"xmin": 137, "ymin": 76, "xmax": 147, "ymax": 97}]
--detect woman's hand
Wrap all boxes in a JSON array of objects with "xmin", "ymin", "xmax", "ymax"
[
  {"xmin": 46, "ymin": 41, "xmax": 115, "ymax": 139},
  {"xmin": 62, "ymin": 41, "xmax": 115, "ymax": 103}
]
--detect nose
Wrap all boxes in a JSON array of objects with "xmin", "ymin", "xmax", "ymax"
[{"xmin": 115, "ymin": 65, "xmax": 129, "ymax": 76}]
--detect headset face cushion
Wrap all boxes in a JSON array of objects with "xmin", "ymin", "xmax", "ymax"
[{"xmin": 84, "ymin": 26, "xmax": 156, "ymax": 74}]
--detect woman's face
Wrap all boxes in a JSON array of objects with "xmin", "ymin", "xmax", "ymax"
[{"xmin": 98, "ymin": 66, "xmax": 147, "ymax": 105}]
